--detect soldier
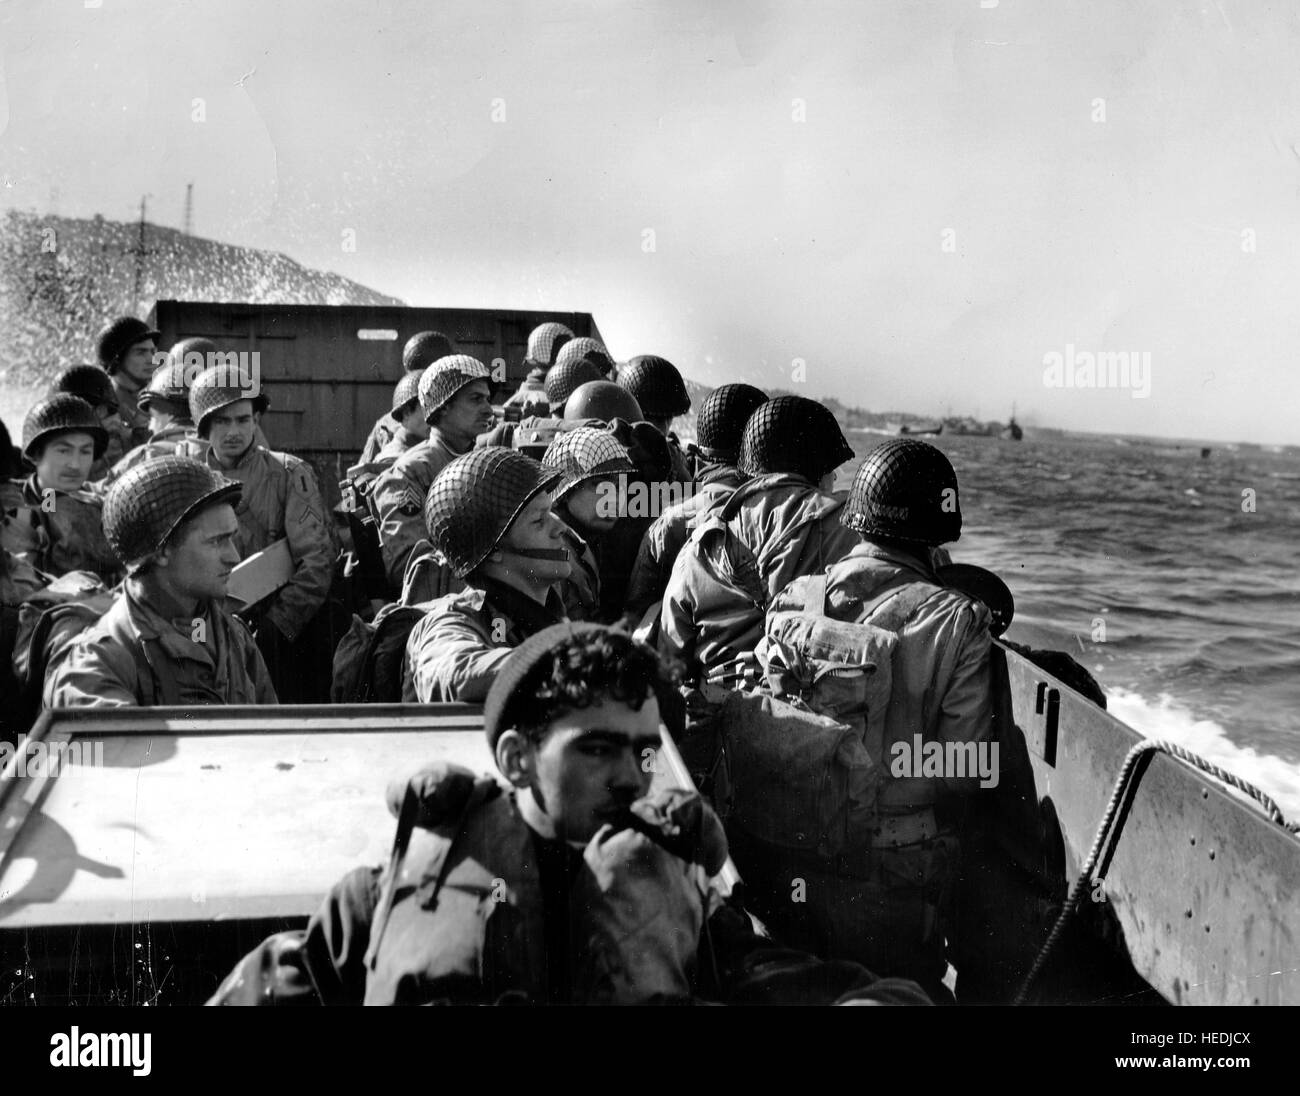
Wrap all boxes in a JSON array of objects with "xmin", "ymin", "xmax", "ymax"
[
  {"xmin": 43, "ymin": 455, "xmax": 276, "ymax": 708},
  {"xmin": 543, "ymin": 345, "xmax": 605, "ymax": 416},
  {"xmin": 189, "ymin": 365, "xmax": 335, "ymax": 701},
  {"xmin": 402, "ymin": 447, "xmax": 571, "ymax": 702},
  {"xmin": 370, "ymin": 355, "xmax": 495, "ymax": 597},
  {"xmin": 502, "ymin": 321, "xmax": 573, "ymax": 413},
  {"xmin": 617, "ymin": 354, "xmax": 693, "ymax": 481},
  {"xmin": 211, "ymin": 622, "xmax": 931, "ymax": 1005},
  {"xmin": 758, "ymin": 439, "xmax": 994, "ymax": 997},
  {"xmin": 625, "ymin": 383, "xmax": 768, "ymax": 619},
  {"xmin": 372, "ymin": 370, "xmax": 429, "ymax": 465},
  {"xmin": 541, "ymin": 427, "xmax": 637, "ymax": 621},
  {"xmin": 101, "ymin": 351, "xmax": 209, "ymax": 485},
  {"xmin": 659, "ymin": 395, "xmax": 858, "ymax": 683},
  {"xmin": 0, "ymin": 396, "xmax": 119, "ymax": 584},
  {"xmin": 358, "ymin": 331, "xmax": 454, "ymax": 464},
  {"xmin": 95, "ymin": 316, "xmax": 161, "ymax": 453},
  {"xmin": 50, "ymin": 364, "xmax": 127, "ymax": 480}
]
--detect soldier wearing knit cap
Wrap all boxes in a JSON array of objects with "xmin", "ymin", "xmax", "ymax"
[{"xmin": 210, "ymin": 622, "xmax": 931, "ymax": 1006}]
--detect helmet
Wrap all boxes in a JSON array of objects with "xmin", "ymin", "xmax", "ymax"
[
  {"xmin": 554, "ymin": 337, "xmax": 616, "ymax": 378},
  {"xmin": 842, "ymin": 438, "xmax": 962, "ymax": 546},
  {"xmin": 542, "ymin": 427, "xmax": 636, "ymax": 501},
  {"xmin": 419, "ymin": 355, "xmax": 492, "ymax": 421},
  {"xmin": 103, "ymin": 455, "xmax": 242, "ymax": 572},
  {"xmin": 138, "ymin": 358, "xmax": 194, "ymax": 415},
  {"xmin": 22, "ymin": 395, "xmax": 109, "ymax": 462},
  {"xmin": 51, "ymin": 364, "xmax": 118, "ymax": 411},
  {"xmin": 737, "ymin": 395, "xmax": 855, "ymax": 482},
  {"xmin": 167, "ymin": 336, "xmax": 218, "ymax": 372},
  {"xmin": 562, "ymin": 380, "xmax": 642, "ymax": 424},
  {"xmin": 390, "ymin": 371, "xmax": 424, "ymax": 420},
  {"xmin": 423, "ymin": 447, "xmax": 561, "ymax": 577},
  {"xmin": 696, "ymin": 383, "xmax": 768, "ymax": 462},
  {"xmin": 189, "ymin": 363, "xmax": 270, "ymax": 436},
  {"xmin": 526, "ymin": 322, "xmax": 574, "ymax": 368},
  {"xmin": 544, "ymin": 356, "xmax": 603, "ymax": 413},
  {"xmin": 96, "ymin": 316, "xmax": 161, "ymax": 372},
  {"xmin": 403, "ymin": 331, "xmax": 455, "ymax": 373},
  {"xmin": 618, "ymin": 355, "xmax": 691, "ymax": 419}
]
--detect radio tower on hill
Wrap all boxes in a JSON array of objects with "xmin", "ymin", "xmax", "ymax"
[
  {"xmin": 127, "ymin": 195, "xmax": 151, "ymax": 306},
  {"xmin": 183, "ymin": 182, "xmax": 194, "ymax": 236}
]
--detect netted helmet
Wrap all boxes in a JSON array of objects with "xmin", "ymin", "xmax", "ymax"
[
  {"xmin": 138, "ymin": 358, "xmax": 194, "ymax": 415},
  {"xmin": 618, "ymin": 355, "xmax": 690, "ymax": 419},
  {"xmin": 737, "ymin": 395, "xmax": 855, "ymax": 482},
  {"xmin": 562, "ymin": 380, "xmax": 642, "ymax": 424},
  {"xmin": 419, "ymin": 354, "xmax": 492, "ymax": 421},
  {"xmin": 423, "ymin": 447, "xmax": 561, "ymax": 577},
  {"xmin": 51, "ymin": 364, "xmax": 118, "ymax": 411},
  {"xmin": 96, "ymin": 316, "xmax": 161, "ymax": 373},
  {"xmin": 542, "ymin": 426, "xmax": 636, "ymax": 502},
  {"xmin": 403, "ymin": 331, "xmax": 456, "ymax": 373},
  {"xmin": 555, "ymin": 337, "xmax": 615, "ymax": 377},
  {"xmin": 526, "ymin": 322, "xmax": 574, "ymax": 368},
  {"xmin": 544, "ymin": 355, "xmax": 603, "ymax": 412},
  {"xmin": 102, "ymin": 454, "xmax": 242, "ymax": 572},
  {"xmin": 696, "ymin": 383, "xmax": 768, "ymax": 462},
  {"xmin": 22, "ymin": 395, "xmax": 109, "ymax": 462},
  {"xmin": 842, "ymin": 438, "xmax": 962, "ymax": 546},
  {"xmin": 189, "ymin": 363, "xmax": 269, "ymax": 436},
  {"xmin": 390, "ymin": 371, "xmax": 424, "ymax": 419}
]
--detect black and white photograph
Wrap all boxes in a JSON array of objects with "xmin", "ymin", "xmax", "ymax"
[{"xmin": 0, "ymin": 0, "xmax": 1295, "ymax": 1071}]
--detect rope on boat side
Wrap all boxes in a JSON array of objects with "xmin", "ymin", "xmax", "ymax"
[{"xmin": 1013, "ymin": 738, "xmax": 1298, "ymax": 1006}]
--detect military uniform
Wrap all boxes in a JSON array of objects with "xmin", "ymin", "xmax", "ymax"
[
  {"xmin": 370, "ymin": 429, "xmax": 467, "ymax": 594},
  {"xmin": 101, "ymin": 424, "xmax": 208, "ymax": 487},
  {"xmin": 625, "ymin": 463, "xmax": 745, "ymax": 617},
  {"xmin": 358, "ymin": 413, "xmax": 397, "ymax": 465},
  {"xmin": 43, "ymin": 581, "xmax": 277, "ymax": 708},
  {"xmin": 0, "ymin": 476, "xmax": 120, "ymax": 585},
  {"xmin": 207, "ymin": 445, "xmax": 334, "ymax": 642},
  {"xmin": 658, "ymin": 473, "xmax": 858, "ymax": 682},
  {"xmin": 110, "ymin": 377, "xmax": 153, "ymax": 452},
  {"xmin": 556, "ymin": 520, "xmax": 600, "ymax": 622},
  {"xmin": 402, "ymin": 577, "xmax": 567, "ymax": 702}
]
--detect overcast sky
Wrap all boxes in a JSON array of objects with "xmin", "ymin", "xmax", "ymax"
[{"xmin": 2, "ymin": 0, "xmax": 1298, "ymax": 444}]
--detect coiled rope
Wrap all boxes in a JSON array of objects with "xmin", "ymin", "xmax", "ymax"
[{"xmin": 1013, "ymin": 738, "xmax": 1299, "ymax": 1006}]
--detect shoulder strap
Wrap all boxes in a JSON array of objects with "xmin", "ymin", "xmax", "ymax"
[{"xmin": 861, "ymin": 579, "xmax": 942, "ymax": 633}]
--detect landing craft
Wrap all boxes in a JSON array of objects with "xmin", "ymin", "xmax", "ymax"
[{"xmin": 2, "ymin": 301, "xmax": 1296, "ymax": 1006}]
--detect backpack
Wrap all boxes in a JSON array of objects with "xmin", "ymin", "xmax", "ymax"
[
  {"xmin": 10, "ymin": 571, "xmax": 115, "ymax": 731},
  {"xmin": 330, "ymin": 602, "xmax": 428, "ymax": 703},
  {"xmin": 714, "ymin": 572, "xmax": 938, "ymax": 860}
]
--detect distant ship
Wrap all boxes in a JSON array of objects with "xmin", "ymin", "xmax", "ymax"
[
  {"xmin": 1001, "ymin": 406, "xmax": 1023, "ymax": 441},
  {"xmin": 899, "ymin": 420, "xmax": 943, "ymax": 436}
]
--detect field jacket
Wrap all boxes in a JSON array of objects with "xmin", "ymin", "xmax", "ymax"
[
  {"xmin": 43, "ymin": 581, "xmax": 277, "ymax": 708},
  {"xmin": 0, "ymin": 476, "xmax": 121, "ymax": 585},
  {"xmin": 206, "ymin": 445, "xmax": 335, "ymax": 641},
  {"xmin": 658, "ymin": 473, "xmax": 858, "ymax": 681}
]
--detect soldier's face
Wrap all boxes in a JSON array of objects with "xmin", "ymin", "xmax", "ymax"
[
  {"xmin": 120, "ymin": 340, "xmax": 157, "ymax": 385},
  {"xmin": 399, "ymin": 405, "xmax": 429, "ymax": 439},
  {"xmin": 160, "ymin": 502, "xmax": 242, "ymax": 601},
  {"xmin": 435, "ymin": 380, "xmax": 495, "ymax": 448},
  {"xmin": 520, "ymin": 696, "xmax": 662, "ymax": 843},
  {"xmin": 563, "ymin": 478, "xmax": 619, "ymax": 535},
  {"xmin": 496, "ymin": 493, "xmax": 571, "ymax": 583},
  {"xmin": 34, "ymin": 432, "xmax": 96, "ymax": 491},
  {"xmin": 207, "ymin": 401, "xmax": 257, "ymax": 462},
  {"xmin": 148, "ymin": 405, "xmax": 177, "ymax": 433}
]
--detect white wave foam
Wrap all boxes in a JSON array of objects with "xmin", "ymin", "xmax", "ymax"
[{"xmin": 1107, "ymin": 687, "xmax": 1300, "ymax": 819}]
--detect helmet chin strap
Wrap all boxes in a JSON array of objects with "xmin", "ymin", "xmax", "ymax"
[{"xmin": 497, "ymin": 546, "xmax": 569, "ymax": 562}]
